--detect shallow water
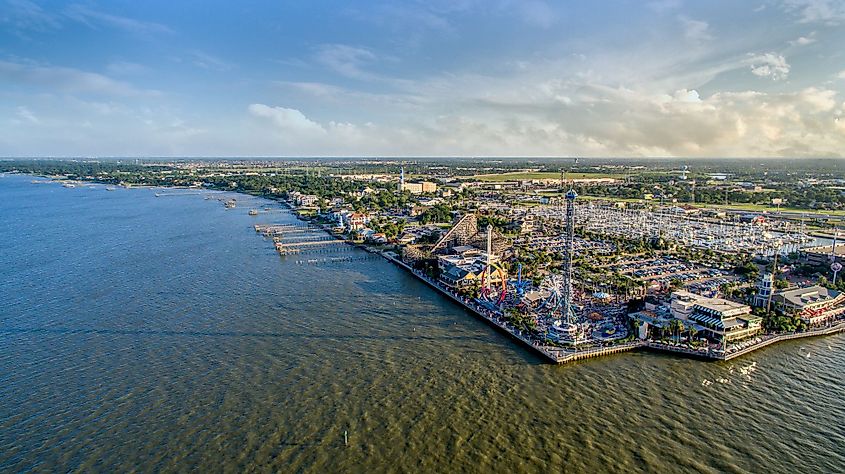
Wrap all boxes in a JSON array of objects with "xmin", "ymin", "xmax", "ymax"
[{"xmin": 1, "ymin": 174, "xmax": 843, "ymax": 473}]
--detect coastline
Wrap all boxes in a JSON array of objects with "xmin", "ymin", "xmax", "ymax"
[
  {"xmin": 24, "ymin": 174, "xmax": 845, "ymax": 365},
  {"xmin": 262, "ymin": 194, "xmax": 845, "ymax": 365}
]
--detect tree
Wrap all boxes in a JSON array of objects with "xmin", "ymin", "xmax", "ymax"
[{"xmin": 419, "ymin": 205, "xmax": 452, "ymax": 224}]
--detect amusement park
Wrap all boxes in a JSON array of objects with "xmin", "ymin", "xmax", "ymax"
[{"xmin": 407, "ymin": 188, "xmax": 631, "ymax": 352}]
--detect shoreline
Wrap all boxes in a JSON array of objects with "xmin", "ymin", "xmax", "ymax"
[
  {"xmin": 371, "ymin": 237, "xmax": 845, "ymax": 365},
  {"xmin": 272, "ymin": 197, "xmax": 845, "ymax": 365},
  {"xmin": 27, "ymin": 174, "xmax": 845, "ymax": 365}
]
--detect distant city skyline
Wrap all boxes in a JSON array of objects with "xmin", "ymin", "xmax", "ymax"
[{"xmin": 2, "ymin": 0, "xmax": 844, "ymax": 157}]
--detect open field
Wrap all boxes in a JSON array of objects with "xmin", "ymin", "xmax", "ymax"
[
  {"xmin": 701, "ymin": 202, "xmax": 845, "ymax": 215},
  {"xmin": 473, "ymin": 171, "xmax": 623, "ymax": 181}
]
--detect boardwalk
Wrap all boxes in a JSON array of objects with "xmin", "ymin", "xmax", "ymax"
[
  {"xmin": 379, "ymin": 250, "xmax": 845, "ymax": 365},
  {"xmin": 255, "ymin": 215, "xmax": 845, "ymax": 365},
  {"xmin": 275, "ymin": 239, "xmax": 347, "ymax": 254},
  {"xmin": 723, "ymin": 322, "xmax": 845, "ymax": 360}
]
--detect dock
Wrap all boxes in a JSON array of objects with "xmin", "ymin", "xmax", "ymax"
[
  {"xmin": 274, "ymin": 239, "xmax": 348, "ymax": 254},
  {"xmin": 256, "ymin": 223, "xmax": 349, "ymax": 255}
]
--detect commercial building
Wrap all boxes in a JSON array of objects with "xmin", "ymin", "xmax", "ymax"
[
  {"xmin": 437, "ymin": 249, "xmax": 506, "ymax": 290},
  {"xmin": 669, "ymin": 291, "xmax": 761, "ymax": 342},
  {"xmin": 753, "ymin": 273, "xmax": 774, "ymax": 307},
  {"xmin": 289, "ymin": 192, "xmax": 319, "ymax": 207},
  {"xmin": 772, "ymin": 285, "xmax": 845, "ymax": 326},
  {"xmin": 401, "ymin": 181, "xmax": 438, "ymax": 194},
  {"xmin": 800, "ymin": 245, "xmax": 845, "ymax": 266}
]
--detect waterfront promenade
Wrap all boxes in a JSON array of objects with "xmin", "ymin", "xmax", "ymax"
[
  {"xmin": 377, "ymin": 250, "xmax": 845, "ymax": 364},
  {"xmin": 269, "ymin": 206, "xmax": 845, "ymax": 366}
]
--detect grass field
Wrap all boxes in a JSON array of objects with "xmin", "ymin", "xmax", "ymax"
[
  {"xmin": 704, "ymin": 203, "xmax": 845, "ymax": 216},
  {"xmin": 473, "ymin": 171, "xmax": 622, "ymax": 181}
]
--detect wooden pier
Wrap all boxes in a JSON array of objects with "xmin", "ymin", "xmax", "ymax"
[{"xmin": 275, "ymin": 239, "xmax": 348, "ymax": 254}]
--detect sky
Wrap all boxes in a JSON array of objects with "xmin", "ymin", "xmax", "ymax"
[{"xmin": 1, "ymin": 0, "xmax": 845, "ymax": 158}]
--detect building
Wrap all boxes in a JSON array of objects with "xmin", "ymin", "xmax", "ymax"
[
  {"xmin": 669, "ymin": 291, "xmax": 761, "ymax": 342},
  {"xmin": 753, "ymin": 273, "xmax": 774, "ymax": 307},
  {"xmin": 295, "ymin": 194, "xmax": 319, "ymax": 207},
  {"xmin": 344, "ymin": 212, "xmax": 369, "ymax": 231},
  {"xmin": 771, "ymin": 285, "xmax": 845, "ymax": 326},
  {"xmin": 437, "ymin": 251, "xmax": 506, "ymax": 290},
  {"xmin": 801, "ymin": 244, "xmax": 845, "ymax": 266},
  {"xmin": 401, "ymin": 181, "xmax": 437, "ymax": 194},
  {"xmin": 401, "ymin": 182, "xmax": 423, "ymax": 194},
  {"xmin": 439, "ymin": 265, "xmax": 480, "ymax": 289}
]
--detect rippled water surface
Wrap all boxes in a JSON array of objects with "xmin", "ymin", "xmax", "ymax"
[{"xmin": 1, "ymin": 174, "xmax": 843, "ymax": 473}]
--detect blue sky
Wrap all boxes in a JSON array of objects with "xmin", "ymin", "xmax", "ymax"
[{"xmin": 2, "ymin": 0, "xmax": 845, "ymax": 157}]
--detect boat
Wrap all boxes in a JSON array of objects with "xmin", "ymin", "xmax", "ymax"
[
  {"xmin": 248, "ymin": 209, "xmax": 259, "ymax": 216},
  {"xmin": 63, "ymin": 183, "xmax": 76, "ymax": 188},
  {"xmin": 106, "ymin": 187, "xmax": 116, "ymax": 191},
  {"xmin": 225, "ymin": 199, "xmax": 237, "ymax": 209}
]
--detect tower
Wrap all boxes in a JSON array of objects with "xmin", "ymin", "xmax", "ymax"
[
  {"xmin": 562, "ymin": 189, "xmax": 577, "ymax": 324},
  {"xmin": 398, "ymin": 166, "xmax": 405, "ymax": 193},
  {"xmin": 754, "ymin": 272, "xmax": 773, "ymax": 307},
  {"xmin": 485, "ymin": 224, "xmax": 493, "ymax": 292},
  {"xmin": 691, "ymin": 179, "xmax": 696, "ymax": 204}
]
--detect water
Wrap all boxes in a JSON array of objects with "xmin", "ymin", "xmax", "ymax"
[{"xmin": 1, "ymin": 174, "xmax": 843, "ymax": 473}]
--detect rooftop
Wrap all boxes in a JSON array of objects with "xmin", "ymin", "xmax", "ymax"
[{"xmin": 775, "ymin": 285, "xmax": 841, "ymax": 308}]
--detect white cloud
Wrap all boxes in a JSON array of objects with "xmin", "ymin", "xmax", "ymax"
[
  {"xmin": 240, "ymin": 84, "xmax": 845, "ymax": 158},
  {"xmin": 837, "ymin": 70, "xmax": 845, "ymax": 79},
  {"xmin": 1, "ymin": 0, "xmax": 60, "ymax": 33},
  {"xmin": 248, "ymin": 104, "xmax": 326, "ymax": 136},
  {"xmin": 680, "ymin": 17, "xmax": 712, "ymax": 43},
  {"xmin": 64, "ymin": 4, "xmax": 172, "ymax": 35},
  {"xmin": 15, "ymin": 105, "xmax": 39, "ymax": 124},
  {"xmin": 797, "ymin": 87, "xmax": 837, "ymax": 111},
  {"xmin": 789, "ymin": 34, "xmax": 817, "ymax": 46},
  {"xmin": 315, "ymin": 44, "xmax": 379, "ymax": 80},
  {"xmin": 0, "ymin": 60, "xmax": 159, "ymax": 96},
  {"xmin": 782, "ymin": 0, "xmax": 845, "ymax": 24},
  {"xmin": 186, "ymin": 51, "xmax": 232, "ymax": 71},
  {"xmin": 747, "ymin": 53, "xmax": 790, "ymax": 80}
]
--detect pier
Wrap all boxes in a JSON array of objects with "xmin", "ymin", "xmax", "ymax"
[{"xmin": 275, "ymin": 239, "xmax": 348, "ymax": 254}]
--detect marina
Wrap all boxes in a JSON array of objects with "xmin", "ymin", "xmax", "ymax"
[{"xmin": 529, "ymin": 202, "xmax": 818, "ymax": 256}]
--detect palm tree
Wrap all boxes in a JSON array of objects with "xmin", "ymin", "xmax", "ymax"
[{"xmin": 688, "ymin": 326, "xmax": 698, "ymax": 344}]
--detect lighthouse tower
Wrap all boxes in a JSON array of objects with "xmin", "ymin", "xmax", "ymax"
[{"xmin": 754, "ymin": 272, "xmax": 774, "ymax": 307}]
